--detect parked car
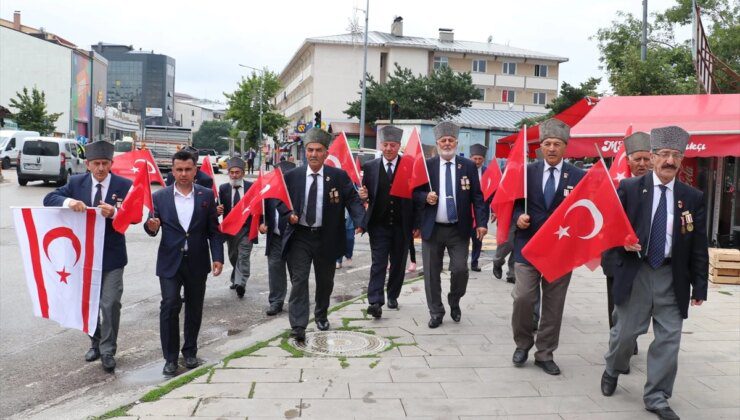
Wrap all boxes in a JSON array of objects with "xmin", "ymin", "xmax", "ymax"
[
  {"xmin": 0, "ymin": 130, "xmax": 40, "ymax": 169},
  {"xmin": 17, "ymin": 137, "xmax": 87, "ymax": 186},
  {"xmin": 196, "ymin": 148, "xmax": 220, "ymax": 173}
]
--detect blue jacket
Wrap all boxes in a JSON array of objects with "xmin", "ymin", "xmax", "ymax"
[
  {"xmin": 43, "ymin": 173, "xmax": 132, "ymax": 272},
  {"xmin": 144, "ymin": 184, "xmax": 224, "ymax": 278}
]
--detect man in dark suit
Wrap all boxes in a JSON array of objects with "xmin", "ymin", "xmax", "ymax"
[
  {"xmin": 259, "ymin": 198, "xmax": 290, "ymax": 315},
  {"xmin": 357, "ymin": 125, "xmax": 414, "ymax": 319},
  {"xmin": 413, "ymin": 122, "xmax": 488, "ymax": 328},
  {"xmin": 279, "ymin": 128, "xmax": 365, "ymax": 342},
  {"xmin": 164, "ymin": 146, "xmax": 214, "ymax": 189},
  {"xmin": 145, "ymin": 149, "xmax": 224, "ymax": 376},
  {"xmin": 510, "ymin": 119, "xmax": 585, "ymax": 376},
  {"xmin": 600, "ymin": 126, "xmax": 708, "ymax": 420},
  {"xmin": 468, "ymin": 143, "xmax": 490, "ymax": 272},
  {"xmin": 44, "ymin": 140, "xmax": 132, "ymax": 373},
  {"xmin": 276, "ymin": 155, "xmax": 297, "ymax": 173},
  {"xmin": 216, "ymin": 157, "xmax": 255, "ymax": 298}
]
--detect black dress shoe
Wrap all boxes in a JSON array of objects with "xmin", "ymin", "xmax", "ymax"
[
  {"xmin": 163, "ymin": 361, "xmax": 178, "ymax": 376},
  {"xmin": 471, "ymin": 265, "xmax": 481, "ymax": 272},
  {"xmin": 101, "ymin": 354, "xmax": 116, "ymax": 373},
  {"xmin": 266, "ymin": 304, "xmax": 283, "ymax": 316},
  {"xmin": 506, "ymin": 276, "xmax": 515, "ymax": 284},
  {"xmin": 450, "ymin": 307, "xmax": 461, "ymax": 322},
  {"xmin": 229, "ymin": 284, "xmax": 237, "ymax": 289},
  {"xmin": 428, "ymin": 317, "xmax": 443, "ymax": 328},
  {"xmin": 316, "ymin": 319, "xmax": 330, "ymax": 331},
  {"xmin": 387, "ymin": 298, "xmax": 398, "ymax": 309},
  {"xmin": 601, "ymin": 370, "xmax": 618, "ymax": 396},
  {"xmin": 534, "ymin": 360, "xmax": 561, "ymax": 375},
  {"xmin": 492, "ymin": 263, "xmax": 503, "ymax": 279},
  {"xmin": 646, "ymin": 406, "xmax": 680, "ymax": 420},
  {"xmin": 367, "ymin": 303, "xmax": 382, "ymax": 319},
  {"xmin": 290, "ymin": 327, "xmax": 306, "ymax": 342},
  {"xmin": 512, "ymin": 348, "xmax": 528, "ymax": 367},
  {"xmin": 184, "ymin": 356, "xmax": 199, "ymax": 369},
  {"xmin": 236, "ymin": 284, "xmax": 245, "ymax": 298},
  {"xmin": 84, "ymin": 347, "xmax": 100, "ymax": 362}
]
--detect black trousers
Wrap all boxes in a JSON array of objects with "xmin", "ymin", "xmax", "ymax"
[
  {"xmin": 470, "ymin": 229, "xmax": 482, "ymax": 267},
  {"xmin": 367, "ymin": 224, "xmax": 408, "ymax": 306},
  {"xmin": 606, "ymin": 275, "xmax": 615, "ymax": 329},
  {"xmin": 159, "ymin": 257, "xmax": 207, "ymax": 363},
  {"xmin": 286, "ymin": 227, "xmax": 336, "ymax": 329}
]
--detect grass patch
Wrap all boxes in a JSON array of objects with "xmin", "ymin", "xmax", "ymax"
[
  {"xmin": 279, "ymin": 337, "xmax": 306, "ymax": 358},
  {"xmin": 206, "ymin": 366, "xmax": 216, "ymax": 383},
  {"xmin": 338, "ymin": 356, "xmax": 350, "ymax": 369},
  {"xmin": 328, "ymin": 297, "xmax": 359, "ymax": 314},
  {"xmin": 402, "ymin": 275, "xmax": 424, "ymax": 285},
  {"xmin": 248, "ymin": 381, "xmax": 256, "ymax": 398},
  {"xmin": 95, "ymin": 403, "xmax": 134, "ymax": 419},
  {"xmin": 341, "ymin": 317, "xmax": 366, "ymax": 328},
  {"xmin": 139, "ymin": 365, "xmax": 212, "ymax": 403},
  {"xmin": 369, "ymin": 359, "xmax": 380, "ymax": 369},
  {"xmin": 718, "ymin": 290, "xmax": 733, "ymax": 296},
  {"xmin": 222, "ymin": 338, "xmax": 273, "ymax": 365}
]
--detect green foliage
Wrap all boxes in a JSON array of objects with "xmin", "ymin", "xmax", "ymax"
[
  {"xmin": 345, "ymin": 64, "xmax": 481, "ymax": 124},
  {"xmin": 192, "ymin": 120, "xmax": 232, "ymax": 152},
  {"xmin": 224, "ymin": 69, "xmax": 289, "ymax": 151},
  {"xmin": 8, "ymin": 87, "xmax": 62, "ymax": 134},
  {"xmin": 516, "ymin": 78, "xmax": 601, "ymax": 128},
  {"xmin": 139, "ymin": 365, "xmax": 212, "ymax": 403}
]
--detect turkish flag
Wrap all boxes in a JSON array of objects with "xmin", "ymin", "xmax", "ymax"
[
  {"xmin": 390, "ymin": 128, "xmax": 430, "ymax": 198},
  {"xmin": 220, "ymin": 168, "xmax": 293, "ymax": 237},
  {"xmin": 111, "ymin": 149, "xmax": 165, "ymax": 186},
  {"xmin": 12, "ymin": 207, "xmax": 105, "ymax": 334},
  {"xmin": 112, "ymin": 160, "xmax": 152, "ymax": 234},
  {"xmin": 491, "ymin": 128, "xmax": 527, "ymax": 244},
  {"xmin": 325, "ymin": 132, "xmax": 361, "ymax": 185},
  {"xmin": 608, "ymin": 125, "xmax": 633, "ymax": 187},
  {"xmin": 199, "ymin": 155, "xmax": 220, "ymax": 200},
  {"xmin": 480, "ymin": 160, "xmax": 503, "ymax": 201},
  {"xmin": 522, "ymin": 160, "xmax": 638, "ymax": 282}
]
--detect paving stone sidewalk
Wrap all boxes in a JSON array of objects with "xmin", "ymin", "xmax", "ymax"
[{"xmin": 117, "ymin": 264, "xmax": 740, "ymax": 419}]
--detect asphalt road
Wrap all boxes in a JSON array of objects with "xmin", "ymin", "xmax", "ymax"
[{"xmin": 0, "ymin": 168, "xmax": 383, "ymax": 418}]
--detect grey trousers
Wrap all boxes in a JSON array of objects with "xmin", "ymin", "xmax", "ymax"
[
  {"xmin": 512, "ymin": 263, "xmax": 571, "ymax": 361},
  {"xmin": 422, "ymin": 224, "xmax": 470, "ymax": 317},
  {"xmin": 604, "ymin": 263, "xmax": 683, "ymax": 410},
  {"xmin": 493, "ymin": 241, "xmax": 516, "ymax": 280},
  {"xmin": 267, "ymin": 233, "xmax": 288, "ymax": 307},
  {"xmin": 91, "ymin": 268, "xmax": 124, "ymax": 356},
  {"xmin": 227, "ymin": 231, "xmax": 253, "ymax": 287},
  {"xmin": 286, "ymin": 229, "xmax": 336, "ymax": 328}
]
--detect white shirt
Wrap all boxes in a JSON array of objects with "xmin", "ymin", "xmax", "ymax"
[
  {"xmin": 274, "ymin": 208, "xmax": 281, "ymax": 235},
  {"xmin": 62, "ymin": 173, "xmax": 116, "ymax": 218},
  {"xmin": 435, "ymin": 156, "xmax": 457, "ymax": 223},
  {"xmin": 174, "ymin": 186, "xmax": 195, "ymax": 251},
  {"xmin": 383, "ymin": 156, "xmax": 398, "ymax": 177},
  {"xmin": 650, "ymin": 172, "xmax": 675, "ymax": 258},
  {"xmin": 477, "ymin": 166, "xmax": 483, "ymax": 180},
  {"xmin": 542, "ymin": 160, "xmax": 563, "ymax": 193},
  {"xmin": 300, "ymin": 166, "xmax": 324, "ymax": 227}
]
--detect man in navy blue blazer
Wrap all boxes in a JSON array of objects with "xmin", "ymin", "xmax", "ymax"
[
  {"xmin": 413, "ymin": 122, "xmax": 488, "ymax": 329},
  {"xmin": 468, "ymin": 143, "xmax": 491, "ymax": 272},
  {"xmin": 44, "ymin": 140, "xmax": 132, "ymax": 373},
  {"xmin": 510, "ymin": 119, "xmax": 585, "ymax": 376},
  {"xmin": 145, "ymin": 149, "xmax": 224, "ymax": 376}
]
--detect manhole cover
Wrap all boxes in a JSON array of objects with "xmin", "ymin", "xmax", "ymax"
[{"xmin": 291, "ymin": 331, "xmax": 389, "ymax": 357}]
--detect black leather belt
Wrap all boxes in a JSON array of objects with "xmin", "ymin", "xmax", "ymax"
[
  {"xmin": 435, "ymin": 222, "xmax": 458, "ymax": 227},
  {"xmin": 645, "ymin": 257, "xmax": 671, "ymax": 266},
  {"xmin": 296, "ymin": 225, "xmax": 322, "ymax": 233}
]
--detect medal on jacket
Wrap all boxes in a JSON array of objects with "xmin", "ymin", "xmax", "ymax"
[
  {"xmin": 461, "ymin": 176, "xmax": 470, "ymax": 190},
  {"xmin": 680, "ymin": 213, "xmax": 686, "ymax": 234},
  {"xmin": 112, "ymin": 194, "xmax": 122, "ymax": 209},
  {"xmin": 329, "ymin": 187, "xmax": 340, "ymax": 204},
  {"xmin": 685, "ymin": 211, "xmax": 694, "ymax": 232}
]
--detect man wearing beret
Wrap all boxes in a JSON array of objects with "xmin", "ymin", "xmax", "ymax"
[
  {"xmin": 164, "ymin": 146, "xmax": 214, "ymax": 189},
  {"xmin": 44, "ymin": 140, "xmax": 132, "ymax": 373},
  {"xmin": 216, "ymin": 157, "xmax": 255, "ymax": 298},
  {"xmin": 358, "ymin": 125, "xmax": 415, "ymax": 319},
  {"xmin": 468, "ymin": 143, "xmax": 490, "ymax": 272},
  {"xmin": 413, "ymin": 122, "xmax": 488, "ymax": 328},
  {"xmin": 279, "ymin": 128, "xmax": 365, "ymax": 341},
  {"xmin": 601, "ymin": 126, "xmax": 708, "ymax": 420},
  {"xmin": 511, "ymin": 118, "xmax": 585, "ymax": 376}
]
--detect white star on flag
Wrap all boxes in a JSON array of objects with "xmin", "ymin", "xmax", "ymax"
[
  {"xmin": 615, "ymin": 172, "xmax": 626, "ymax": 182},
  {"xmin": 555, "ymin": 225, "xmax": 570, "ymax": 239},
  {"xmin": 131, "ymin": 166, "xmax": 140, "ymax": 173}
]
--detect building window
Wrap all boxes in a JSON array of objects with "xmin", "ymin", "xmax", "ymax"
[
  {"xmin": 434, "ymin": 56, "xmax": 449, "ymax": 70},
  {"xmin": 476, "ymin": 87, "xmax": 486, "ymax": 101},
  {"xmin": 533, "ymin": 92, "xmax": 547, "ymax": 105},
  {"xmin": 191, "ymin": 120, "xmax": 195, "ymax": 127},
  {"xmin": 534, "ymin": 64, "xmax": 548, "ymax": 77},
  {"xmin": 191, "ymin": 109, "xmax": 195, "ymax": 117},
  {"xmin": 502, "ymin": 90, "xmax": 516, "ymax": 103},
  {"xmin": 472, "ymin": 60, "xmax": 486, "ymax": 73},
  {"xmin": 503, "ymin": 62, "xmax": 516, "ymax": 75}
]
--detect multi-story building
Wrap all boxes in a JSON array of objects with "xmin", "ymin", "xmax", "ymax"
[
  {"xmin": 174, "ymin": 93, "xmax": 227, "ymax": 132},
  {"xmin": 275, "ymin": 17, "xmax": 566, "ymax": 145},
  {"xmin": 91, "ymin": 43, "xmax": 176, "ymax": 126}
]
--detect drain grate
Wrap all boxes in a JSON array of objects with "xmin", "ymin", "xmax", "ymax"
[{"xmin": 291, "ymin": 331, "xmax": 389, "ymax": 357}]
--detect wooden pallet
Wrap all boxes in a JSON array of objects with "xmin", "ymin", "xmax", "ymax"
[{"xmin": 708, "ymin": 248, "xmax": 740, "ymax": 284}]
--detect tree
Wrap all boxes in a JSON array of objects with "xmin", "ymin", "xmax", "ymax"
[
  {"xmin": 224, "ymin": 70, "xmax": 288, "ymax": 152},
  {"xmin": 594, "ymin": 0, "xmax": 738, "ymax": 94},
  {"xmin": 193, "ymin": 120, "xmax": 232, "ymax": 152},
  {"xmin": 8, "ymin": 87, "xmax": 62, "ymax": 134},
  {"xmin": 516, "ymin": 78, "xmax": 601, "ymax": 128},
  {"xmin": 345, "ymin": 64, "xmax": 481, "ymax": 124}
]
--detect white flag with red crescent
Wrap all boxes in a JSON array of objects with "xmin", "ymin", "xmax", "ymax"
[{"xmin": 12, "ymin": 207, "xmax": 105, "ymax": 335}]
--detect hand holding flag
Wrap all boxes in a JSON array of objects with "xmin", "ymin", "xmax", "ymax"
[{"xmin": 112, "ymin": 160, "xmax": 152, "ymax": 234}]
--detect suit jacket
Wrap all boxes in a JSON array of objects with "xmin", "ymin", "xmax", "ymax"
[
  {"xmin": 413, "ymin": 156, "xmax": 487, "ymax": 241},
  {"xmin": 512, "ymin": 160, "xmax": 586, "ymax": 265},
  {"xmin": 218, "ymin": 181, "xmax": 257, "ymax": 243},
  {"xmin": 44, "ymin": 173, "xmax": 132, "ymax": 272},
  {"xmin": 144, "ymin": 184, "xmax": 224, "ymax": 278},
  {"xmin": 277, "ymin": 160, "xmax": 297, "ymax": 173},
  {"xmin": 279, "ymin": 165, "xmax": 365, "ymax": 260},
  {"xmin": 360, "ymin": 156, "xmax": 415, "ymax": 238},
  {"xmin": 165, "ymin": 169, "xmax": 213, "ymax": 189},
  {"xmin": 263, "ymin": 198, "xmax": 288, "ymax": 255},
  {"xmin": 612, "ymin": 173, "xmax": 708, "ymax": 318}
]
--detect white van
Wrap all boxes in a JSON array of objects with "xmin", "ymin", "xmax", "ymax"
[
  {"xmin": 17, "ymin": 137, "xmax": 87, "ymax": 186},
  {"xmin": 0, "ymin": 130, "xmax": 40, "ymax": 169}
]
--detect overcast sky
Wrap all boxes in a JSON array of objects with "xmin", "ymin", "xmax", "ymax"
[{"xmin": 2, "ymin": 0, "xmax": 683, "ymax": 102}]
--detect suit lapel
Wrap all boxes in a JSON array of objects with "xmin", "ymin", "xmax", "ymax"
[
  {"xmin": 371, "ymin": 159, "xmax": 381, "ymax": 198},
  {"xmin": 166, "ymin": 185, "xmax": 186, "ymax": 233},
  {"xmin": 639, "ymin": 174, "xmax": 654, "ymax": 247},
  {"xmin": 295, "ymin": 167, "xmax": 307, "ymax": 216},
  {"xmin": 532, "ymin": 161, "xmax": 545, "ymax": 207},
  {"xmin": 82, "ymin": 175, "xmax": 93, "ymax": 206},
  {"xmin": 455, "ymin": 159, "xmax": 463, "ymax": 214},
  {"xmin": 429, "ymin": 156, "xmax": 440, "ymax": 193},
  {"xmin": 188, "ymin": 187, "xmax": 200, "ymax": 232},
  {"xmin": 672, "ymin": 181, "xmax": 685, "ymax": 249}
]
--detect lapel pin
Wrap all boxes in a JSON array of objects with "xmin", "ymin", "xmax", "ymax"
[
  {"xmin": 677, "ymin": 200, "xmax": 683, "ymax": 209},
  {"xmin": 325, "ymin": 176, "xmax": 330, "ymax": 182},
  {"xmin": 563, "ymin": 172, "xmax": 569, "ymax": 179},
  {"xmin": 642, "ymin": 189, "xmax": 648, "ymax": 194}
]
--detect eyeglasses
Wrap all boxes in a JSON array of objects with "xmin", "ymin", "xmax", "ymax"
[{"xmin": 653, "ymin": 150, "xmax": 683, "ymax": 160}]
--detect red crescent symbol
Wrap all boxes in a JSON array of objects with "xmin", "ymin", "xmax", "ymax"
[
  {"xmin": 43, "ymin": 227, "xmax": 82, "ymax": 265},
  {"xmin": 134, "ymin": 159, "xmax": 158, "ymax": 174}
]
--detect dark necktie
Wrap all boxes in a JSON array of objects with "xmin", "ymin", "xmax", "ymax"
[
  {"xmin": 445, "ymin": 162, "xmax": 457, "ymax": 223},
  {"xmin": 233, "ymin": 185, "xmax": 241, "ymax": 206},
  {"xmin": 647, "ymin": 185, "xmax": 668, "ymax": 268},
  {"xmin": 543, "ymin": 167, "xmax": 556, "ymax": 208},
  {"xmin": 305, "ymin": 173, "xmax": 319, "ymax": 226},
  {"xmin": 386, "ymin": 162, "xmax": 393, "ymax": 182},
  {"xmin": 94, "ymin": 183, "xmax": 103, "ymax": 206}
]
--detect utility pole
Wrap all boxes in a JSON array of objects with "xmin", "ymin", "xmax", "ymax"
[
  {"xmin": 641, "ymin": 0, "xmax": 648, "ymax": 61},
  {"xmin": 238, "ymin": 64, "xmax": 265, "ymax": 168},
  {"xmin": 358, "ymin": 0, "xmax": 370, "ymax": 148}
]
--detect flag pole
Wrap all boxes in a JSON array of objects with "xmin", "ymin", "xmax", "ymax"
[{"xmin": 523, "ymin": 125, "xmax": 528, "ymax": 215}]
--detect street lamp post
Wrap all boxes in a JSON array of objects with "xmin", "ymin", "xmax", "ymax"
[
  {"xmin": 358, "ymin": 0, "xmax": 370, "ymax": 148},
  {"xmin": 238, "ymin": 64, "xmax": 264, "ymax": 168}
]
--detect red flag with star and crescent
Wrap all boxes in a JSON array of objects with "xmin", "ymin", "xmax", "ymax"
[
  {"xmin": 199, "ymin": 155, "xmax": 220, "ymax": 200},
  {"xmin": 390, "ymin": 128, "xmax": 430, "ymax": 198},
  {"xmin": 111, "ymin": 149, "xmax": 166, "ymax": 186},
  {"xmin": 491, "ymin": 127, "xmax": 527, "ymax": 245},
  {"xmin": 112, "ymin": 159, "xmax": 152, "ymax": 234},
  {"xmin": 521, "ymin": 160, "xmax": 638, "ymax": 282},
  {"xmin": 325, "ymin": 132, "xmax": 361, "ymax": 185},
  {"xmin": 12, "ymin": 207, "xmax": 106, "ymax": 334},
  {"xmin": 480, "ymin": 159, "xmax": 503, "ymax": 201},
  {"xmin": 608, "ymin": 125, "xmax": 633, "ymax": 188}
]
